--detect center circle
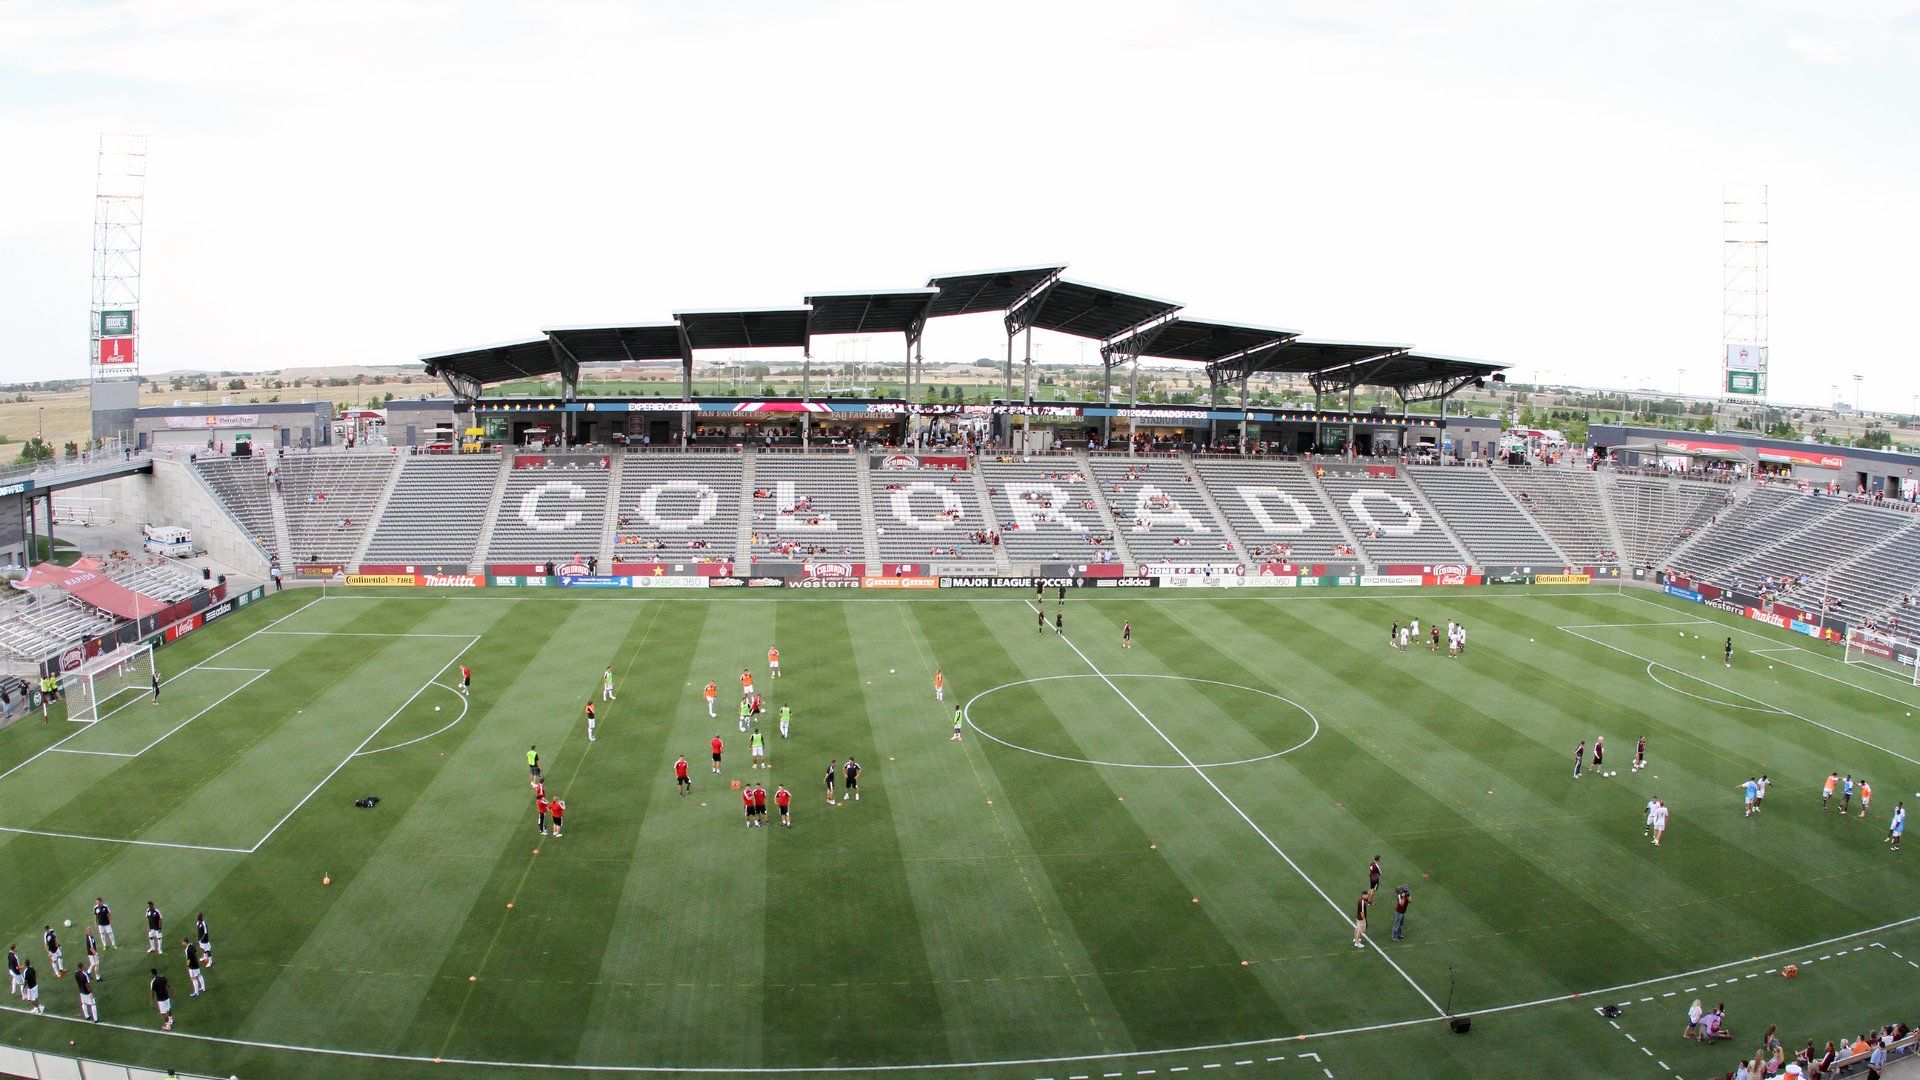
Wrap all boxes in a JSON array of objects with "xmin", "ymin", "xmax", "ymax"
[{"xmin": 963, "ymin": 674, "xmax": 1319, "ymax": 769}]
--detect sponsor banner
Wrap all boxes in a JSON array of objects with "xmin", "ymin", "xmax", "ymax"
[
  {"xmin": 1664, "ymin": 585, "xmax": 1704, "ymax": 603},
  {"xmin": 419, "ymin": 573, "xmax": 485, "ymax": 588},
  {"xmin": 1422, "ymin": 572, "xmax": 1484, "ymax": 587},
  {"xmin": 558, "ymin": 575, "xmax": 630, "ymax": 588},
  {"xmin": 879, "ymin": 455, "xmax": 970, "ymax": 472},
  {"xmin": 1365, "ymin": 465, "xmax": 1398, "ymax": 478},
  {"xmin": 347, "ymin": 574, "xmax": 419, "ymax": 587},
  {"xmin": 163, "ymin": 412, "xmax": 259, "ymax": 430},
  {"xmin": 199, "ymin": 598, "xmax": 237, "ymax": 625},
  {"xmin": 785, "ymin": 578, "xmax": 861, "ymax": 589},
  {"xmin": 98, "ymin": 309, "xmax": 135, "ymax": 335},
  {"xmin": 1360, "ymin": 574, "xmax": 1424, "ymax": 587},
  {"xmin": 1743, "ymin": 605, "xmax": 1789, "ymax": 630},
  {"xmin": 164, "ymin": 614, "xmax": 202, "ymax": 641},
  {"xmin": 1238, "ymin": 576, "xmax": 1299, "ymax": 588},
  {"xmin": 860, "ymin": 577, "xmax": 940, "ymax": 589},
  {"xmin": 354, "ymin": 565, "xmax": 417, "ymax": 575},
  {"xmin": 1535, "ymin": 573, "xmax": 1592, "ymax": 586},
  {"xmin": 1143, "ymin": 563, "xmax": 1246, "ymax": 578},
  {"xmin": 1158, "ymin": 576, "xmax": 1236, "ymax": 589},
  {"xmin": 612, "ymin": 563, "xmax": 710, "ymax": 577},
  {"xmin": 1092, "ymin": 577, "xmax": 1158, "ymax": 588},
  {"xmin": 1707, "ymin": 596, "xmax": 1742, "ymax": 614},
  {"xmin": 878, "ymin": 562, "xmax": 929, "ymax": 578},
  {"xmin": 1789, "ymin": 619, "xmax": 1821, "ymax": 638},
  {"xmin": 297, "ymin": 564, "xmax": 344, "ymax": 579},
  {"xmin": 708, "ymin": 576, "xmax": 785, "ymax": 588},
  {"xmin": 939, "ymin": 576, "xmax": 1092, "ymax": 589},
  {"xmin": 802, "ymin": 562, "xmax": 864, "ymax": 580},
  {"xmin": 97, "ymin": 336, "xmax": 135, "ymax": 366},
  {"xmin": 487, "ymin": 576, "xmax": 553, "ymax": 587},
  {"xmin": 1296, "ymin": 575, "xmax": 1358, "ymax": 587},
  {"xmin": 1485, "ymin": 572, "xmax": 1535, "ymax": 585},
  {"xmin": 627, "ymin": 575, "xmax": 709, "ymax": 589}
]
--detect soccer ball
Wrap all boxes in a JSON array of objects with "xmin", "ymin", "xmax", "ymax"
[
  {"xmin": 62, "ymin": 919, "xmax": 70, "ymax": 927},
  {"xmin": 889, "ymin": 669, "xmax": 896, "ymax": 674},
  {"xmin": 434, "ymin": 705, "xmax": 441, "ymax": 712}
]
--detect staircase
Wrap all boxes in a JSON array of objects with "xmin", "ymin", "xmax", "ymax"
[
  {"xmin": 1658, "ymin": 479, "xmax": 1758, "ymax": 570},
  {"xmin": 970, "ymin": 463, "xmax": 1014, "ymax": 571},
  {"xmin": 1591, "ymin": 469, "xmax": 1631, "ymax": 566},
  {"xmin": 1078, "ymin": 451, "xmax": 1136, "ymax": 568},
  {"xmin": 347, "ymin": 455, "xmax": 406, "ymax": 569},
  {"xmin": 599, "ymin": 452, "xmax": 623, "ymax": 567},
  {"xmin": 466, "ymin": 455, "xmax": 514, "ymax": 573},
  {"xmin": 1185, "ymin": 453, "xmax": 1254, "ymax": 568},
  {"xmin": 266, "ymin": 484, "xmax": 295, "ymax": 567},
  {"xmin": 737, "ymin": 449, "xmax": 758, "ymax": 568},
  {"xmin": 1396, "ymin": 470, "xmax": 1472, "ymax": 564},
  {"xmin": 854, "ymin": 454, "xmax": 882, "ymax": 569}
]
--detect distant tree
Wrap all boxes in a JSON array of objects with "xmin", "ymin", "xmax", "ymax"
[
  {"xmin": 16, "ymin": 437, "xmax": 52, "ymax": 463},
  {"xmin": 226, "ymin": 378, "xmax": 247, "ymax": 391}
]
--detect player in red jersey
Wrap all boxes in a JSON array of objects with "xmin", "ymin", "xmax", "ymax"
[
  {"xmin": 710, "ymin": 734, "xmax": 724, "ymax": 773},
  {"xmin": 775, "ymin": 784, "xmax": 791, "ymax": 827},
  {"xmin": 535, "ymin": 793, "xmax": 550, "ymax": 836},
  {"xmin": 674, "ymin": 755, "xmax": 691, "ymax": 795},
  {"xmin": 752, "ymin": 784, "xmax": 767, "ymax": 825},
  {"xmin": 741, "ymin": 785, "xmax": 755, "ymax": 827},
  {"xmin": 459, "ymin": 665, "xmax": 472, "ymax": 697},
  {"xmin": 549, "ymin": 799, "xmax": 564, "ymax": 837}
]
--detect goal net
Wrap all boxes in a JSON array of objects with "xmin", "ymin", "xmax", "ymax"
[
  {"xmin": 58, "ymin": 642, "xmax": 155, "ymax": 724},
  {"xmin": 1842, "ymin": 626, "xmax": 1920, "ymax": 685}
]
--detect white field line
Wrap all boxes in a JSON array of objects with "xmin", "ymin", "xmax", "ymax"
[
  {"xmin": 1559, "ymin": 625, "xmax": 1920, "ymax": 768},
  {"xmin": 129, "ymin": 670, "xmax": 272, "ymax": 755},
  {"xmin": 257, "ymin": 630, "xmax": 480, "ymax": 637},
  {"xmin": 245, "ymin": 636, "xmax": 480, "ymax": 853},
  {"xmin": 297, "ymin": 589, "xmax": 1618, "ymax": 605},
  {"xmin": 353, "ymin": 682, "xmax": 469, "ymax": 757},
  {"xmin": 1024, "ymin": 601, "xmax": 1446, "ymax": 1018},
  {"xmin": 46, "ymin": 748, "xmax": 137, "ymax": 758},
  {"xmin": 1641, "ymin": 662, "xmax": 1783, "ymax": 714},
  {"xmin": 0, "ymin": 824, "xmax": 250, "ymax": 854}
]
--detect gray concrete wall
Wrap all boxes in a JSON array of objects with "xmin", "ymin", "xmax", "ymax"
[{"xmin": 92, "ymin": 458, "xmax": 273, "ymax": 576}]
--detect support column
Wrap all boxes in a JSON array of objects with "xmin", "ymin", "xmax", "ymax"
[
  {"xmin": 1101, "ymin": 363, "xmax": 1114, "ymax": 446},
  {"xmin": 1127, "ymin": 357, "xmax": 1141, "ymax": 457},
  {"xmin": 1345, "ymin": 384, "xmax": 1356, "ymax": 459},
  {"xmin": 802, "ymin": 349, "xmax": 812, "ymax": 451},
  {"xmin": 1003, "ymin": 333, "xmax": 1015, "ymax": 448},
  {"xmin": 1020, "ymin": 326, "xmax": 1034, "ymax": 454},
  {"xmin": 1238, "ymin": 373, "xmax": 1251, "ymax": 454}
]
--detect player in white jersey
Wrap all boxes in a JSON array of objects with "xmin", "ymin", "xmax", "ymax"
[
  {"xmin": 1645, "ymin": 797, "xmax": 1660, "ymax": 837},
  {"xmin": 1397, "ymin": 626, "xmax": 1410, "ymax": 651},
  {"xmin": 1651, "ymin": 802, "xmax": 1669, "ymax": 845}
]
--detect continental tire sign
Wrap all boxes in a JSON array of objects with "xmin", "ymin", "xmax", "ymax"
[
  {"xmin": 347, "ymin": 574, "xmax": 419, "ymax": 587},
  {"xmin": 1535, "ymin": 573, "xmax": 1592, "ymax": 586}
]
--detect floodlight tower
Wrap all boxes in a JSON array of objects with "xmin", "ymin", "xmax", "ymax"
[
  {"xmin": 1721, "ymin": 184, "xmax": 1768, "ymax": 400},
  {"xmin": 89, "ymin": 134, "xmax": 148, "ymax": 453}
]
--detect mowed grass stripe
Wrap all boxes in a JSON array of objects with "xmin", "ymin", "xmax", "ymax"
[{"xmin": 960, "ymin": 600, "xmax": 1327, "ymax": 1053}]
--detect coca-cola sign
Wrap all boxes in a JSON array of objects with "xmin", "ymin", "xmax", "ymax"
[{"xmin": 1433, "ymin": 563, "xmax": 1471, "ymax": 586}]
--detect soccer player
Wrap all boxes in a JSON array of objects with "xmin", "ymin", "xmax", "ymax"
[
  {"xmin": 738, "ymin": 696, "xmax": 751, "ymax": 734},
  {"xmin": 1122, "ymin": 620, "xmax": 1132, "ymax": 649},
  {"xmin": 705, "ymin": 680, "xmax": 718, "ymax": 718},
  {"xmin": 602, "ymin": 666, "xmax": 616, "ymax": 701},
  {"xmin": 1573, "ymin": 739, "xmax": 1585, "ymax": 779},
  {"xmin": 824, "ymin": 759, "xmax": 838, "ymax": 804},
  {"xmin": 1391, "ymin": 885, "xmax": 1411, "ymax": 941},
  {"xmin": 186, "ymin": 913, "xmax": 209, "ymax": 965},
  {"xmin": 752, "ymin": 784, "xmax": 766, "ymax": 825},
  {"xmin": 1352, "ymin": 891, "xmax": 1371, "ymax": 948},
  {"xmin": 1842, "ymin": 775, "xmax": 1856, "ymax": 813},
  {"xmin": 1651, "ymin": 800, "xmax": 1669, "ymax": 845},
  {"xmin": 527, "ymin": 745, "xmax": 541, "ymax": 779},
  {"xmin": 1410, "ymin": 618, "xmax": 1420, "ymax": 640},
  {"xmin": 740, "ymin": 668, "xmax": 754, "ymax": 698},
  {"xmin": 1756, "ymin": 773, "xmax": 1769, "ymax": 808},
  {"xmin": 7, "ymin": 944, "xmax": 21, "ymax": 996},
  {"xmin": 1456, "ymin": 623, "xmax": 1468, "ymax": 655},
  {"xmin": 776, "ymin": 784, "xmax": 791, "ymax": 827},
  {"xmin": 1723, "ymin": 638, "xmax": 1733, "ymax": 668},
  {"xmin": 94, "ymin": 898, "xmax": 115, "ymax": 949},
  {"xmin": 742, "ymin": 784, "xmax": 755, "ymax": 828},
  {"xmin": 535, "ymin": 792, "xmax": 550, "ymax": 836},
  {"xmin": 1740, "ymin": 777, "xmax": 1758, "ymax": 817},
  {"xmin": 778, "ymin": 703, "xmax": 791, "ymax": 740},
  {"xmin": 1430, "ymin": 626, "xmax": 1441, "ymax": 653},
  {"xmin": 1397, "ymin": 624, "xmax": 1410, "ymax": 652},
  {"xmin": 1860, "ymin": 780, "xmax": 1873, "ymax": 820},
  {"xmin": 145, "ymin": 902, "xmax": 163, "ymax": 953},
  {"xmin": 584, "ymin": 702, "xmax": 597, "ymax": 743},
  {"xmin": 1632, "ymin": 736, "xmax": 1647, "ymax": 773},
  {"xmin": 1593, "ymin": 737, "xmax": 1604, "ymax": 773},
  {"xmin": 43, "ymin": 925, "xmax": 63, "ymax": 978},
  {"xmin": 1645, "ymin": 796, "xmax": 1660, "ymax": 837},
  {"xmin": 844, "ymin": 756, "xmax": 861, "ymax": 801},
  {"xmin": 21, "ymin": 961, "xmax": 40, "ymax": 1014},
  {"xmin": 550, "ymin": 799, "xmax": 565, "ymax": 837},
  {"xmin": 1390, "ymin": 621, "xmax": 1400, "ymax": 650},
  {"xmin": 151, "ymin": 669, "xmax": 161, "ymax": 703},
  {"xmin": 1037, "ymin": 607, "xmax": 1045, "ymax": 634},
  {"xmin": 1824, "ymin": 771, "xmax": 1840, "ymax": 808},
  {"xmin": 182, "ymin": 936, "xmax": 206, "ymax": 996},
  {"xmin": 149, "ymin": 968, "xmax": 172, "ymax": 1030},
  {"xmin": 768, "ymin": 646, "xmax": 781, "ymax": 679},
  {"xmin": 675, "ymin": 755, "xmax": 691, "ymax": 795},
  {"xmin": 933, "ymin": 669, "xmax": 945, "ymax": 703},
  {"xmin": 1367, "ymin": 855, "xmax": 1382, "ymax": 893},
  {"xmin": 1889, "ymin": 802, "xmax": 1906, "ymax": 850},
  {"xmin": 84, "ymin": 930, "xmax": 100, "ymax": 980},
  {"xmin": 460, "ymin": 665, "xmax": 472, "ymax": 697},
  {"xmin": 1054, "ymin": 610, "xmax": 1063, "ymax": 635},
  {"xmin": 74, "ymin": 964, "xmax": 97, "ymax": 1021},
  {"xmin": 711, "ymin": 734, "xmax": 724, "ymax": 773},
  {"xmin": 952, "ymin": 706, "xmax": 964, "ymax": 742},
  {"xmin": 750, "ymin": 726, "xmax": 767, "ymax": 769}
]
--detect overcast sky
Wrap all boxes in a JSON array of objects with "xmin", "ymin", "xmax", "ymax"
[{"xmin": 2, "ymin": 1, "xmax": 1915, "ymax": 409}]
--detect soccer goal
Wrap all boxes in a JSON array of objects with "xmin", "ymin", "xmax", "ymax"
[
  {"xmin": 1842, "ymin": 626, "xmax": 1920, "ymax": 685},
  {"xmin": 58, "ymin": 642, "xmax": 155, "ymax": 724}
]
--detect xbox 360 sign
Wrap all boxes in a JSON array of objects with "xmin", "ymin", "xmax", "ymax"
[
  {"xmin": 98, "ymin": 310, "xmax": 135, "ymax": 336},
  {"xmin": 1726, "ymin": 371, "xmax": 1760, "ymax": 395}
]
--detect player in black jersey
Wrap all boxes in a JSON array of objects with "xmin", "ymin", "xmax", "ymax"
[
  {"xmin": 84, "ymin": 930, "xmax": 100, "ymax": 980},
  {"xmin": 94, "ymin": 898, "xmax": 116, "ymax": 949},
  {"xmin": 824, "ymin": 760, "xmax": 838, "ymax": 804},
  {"xmin": 1724, "ymin": 638, "xmax": 1733, "ymax": 667},
  {"xmin": 195, "ymin": 913, "xmax": 213, "ymax": 967},
  {"xmin": 182, "ymin": 937, "xmax": 206, "ymax": 996},
  {"xmin": 42, "ymin": 926, "xmax": 63, "ymax": 978},
  {"xmin": 145, "ymin": 902, "xmax": 163, "ymax": 953},
  {"xmin": 20, "ymin": 962, "xmax": 40, "ymax": 1013},
  {"xmin": 6, "ymin": 944, "xmax": 20, "ymax": 996},
  {"xmin": 844, "ymin": 757, "xmax": 861, "ymax": 801},
  {"xmin": 74, "ymin": 965, "xmax": 98, "ymax": 1021},
  {"xmin": 150, "ymin": 968, "xmax": 173, "ymax": 1029}
]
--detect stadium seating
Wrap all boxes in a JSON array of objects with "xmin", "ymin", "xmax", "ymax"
[
  {"xmin": 1668, "ymin": 486, "xmax": 1841, "ymax": 580},
  {"xmin": 192, "ymin": 457, "xmax": 277, "ymax": 556},
  {"xmin": 868, "ymin": 460, "xmax": 997, "ymax": 564},
  {"xmin": 1194, "ymin": 459, "xmax": 1353, "ymax": 561},
  {"xmin": 481, "ymin": 455, "xmax": 612, "ymax": 565},
  {"xmin": 615, "ymin": 453, "xmax": 743, "ymax": 563},
  {"xmin": 1806, "ymin": 518, "xmax": 1920, "ymax": 619},
  {"xmin": 1406, "ymin": 466, "xmax": 1562, "ymax": 565},
  {"xmin": 1604, "ymin": 476, "xmax": 1728, "ymax": 569},
  {"xmin": 978, "ymin": 459, "xmax": 1117, "ymax": 565},
  {"xmin": 1317, "ymin": 472, "xmax": 1467, "ymax": 565},
  {"xmin": 362, "ymin": 455, "xmax": 504, "ymax": 567},
  {"xmin": 108, "ymin": 560, "xmax": 207, "ymax": 603},
  {"xmin": 748, "ymin": 454, "xmax": 865, "ymax": 564},
  {"xmin": 276, "ymin": 452, "xmax": 397, "ymax": 565},
  {"xmin": 1088, "ymin": 457, "xmax": 1233, "ymax": 564},
  {"xmin": 1492, "ymin": 467, "xmax": 1617, "ymax": 562},
  {"xmin": 0, "ymin": 597, "xmax": 118, "ymax": 661},
  {"xmin": 1741, "ymin": 501, "xmax": 1914, "ymax": 596}
]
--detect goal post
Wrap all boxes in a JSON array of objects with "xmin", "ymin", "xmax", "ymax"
[
  {"xmin": 1842, "ymin": 626, "xmax": 1920, "ymax": 685},
  {"xmin": 58, "ymin": 642, "xmax": 156, "ymax": 724}
]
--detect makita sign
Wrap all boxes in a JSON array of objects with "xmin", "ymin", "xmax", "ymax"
[{"xmin": 421, "ymin": 574, "xmax": 485, "ymax": 588}]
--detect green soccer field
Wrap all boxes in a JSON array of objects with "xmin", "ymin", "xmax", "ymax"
[{"xmin": 2, "ymin": 586, "xmax": 1918, "ymax": 1080}]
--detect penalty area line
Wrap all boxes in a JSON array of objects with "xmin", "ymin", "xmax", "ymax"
[{"xmin": 1024, "ymin": 602, "xmax": 1446, "ymax": 1018}]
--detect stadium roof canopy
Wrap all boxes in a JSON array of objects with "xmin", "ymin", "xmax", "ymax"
[
  {"xmin": 674, "ymin": 307, "xmax": 812, "ymax": 352},
  {"xmin": 804, "ymin": 289, "xmax": 939, "ymax": 344},
  {"xmin": 542, "ymin": 323, "xmax": 684, "ymax": 364},
  {"xmin": 923, "ymin": 265, "xmax": 1064, "ymax": 319},
  {"xmin": 421, "ymin": 338, "xmax": 560, "ymax": 400},
  {"xmin": 1015, "ymin": 279, "xmax": 1182, "ymax": 342},
  {"xmin": 1106, "ymin": 317, "xmax": 1300, "ymax": 364}
]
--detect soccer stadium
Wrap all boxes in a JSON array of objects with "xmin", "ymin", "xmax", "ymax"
[{"xmin": 5, "ymin": 6, "xmax": 1918, "ymax": 1080}]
